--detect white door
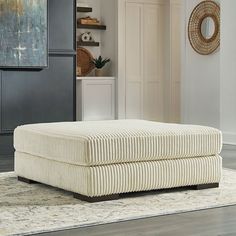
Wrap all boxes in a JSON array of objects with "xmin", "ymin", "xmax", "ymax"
[
  {"xmin": 143, "ymin": 4, "xmax": 164, "ymax": 121},
  {"xmin": 125, "ymin": 2, "xmax": 143, "ymax": 119},
  {"xmin": 169, "ymin": 0, "xmax": 181, "ymax": 123},
  {"xmin": 121, "ymin": 0, "xmax": 181, "ymax": 122},
  {"xmin": 125, "ymin": 1, "xmax": 164, "ymax": 121}
]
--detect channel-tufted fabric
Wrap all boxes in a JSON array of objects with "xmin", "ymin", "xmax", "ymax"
[
  {"xmin": 14, "ymin": 120, "xmax": 222, "ymax": 166},
  {"xmin": 14, "ymin": 120, "xmax": 223, "ymax": 198},
  {"xmin": 15, "ymin": 152, "xmax": 222, "ymax": 197}
]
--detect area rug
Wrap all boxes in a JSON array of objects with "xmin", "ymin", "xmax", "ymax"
[{"xmin": 1, "ymin": 169, "xmax": 236, "ymax": 236}]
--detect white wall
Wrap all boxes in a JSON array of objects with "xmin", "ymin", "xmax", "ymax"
[
  {"xmin": 220, "ymin": 0, "xmax": 236, "ymax": 144},
  {"xmin": 181, "ymin": 0, "xmax": 220, "ymax": 128}
]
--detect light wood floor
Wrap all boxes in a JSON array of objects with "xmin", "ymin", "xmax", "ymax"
[{"xmin": 3, "ymin": 145, "xmax": 236, "ymax": 236}]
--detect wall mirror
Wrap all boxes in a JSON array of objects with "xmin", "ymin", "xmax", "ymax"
[
  {"xmin": 201, "ymin": 16, "xmax": 215, "ymax": 39},
  {"xmin": 188, "ymin": 1, "xmax": 220, "ymax": 55}
]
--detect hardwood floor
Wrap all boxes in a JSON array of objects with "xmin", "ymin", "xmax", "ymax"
[
  {"xmin": 2, "ymin": 145, "xmax": 236, "ymax": 236},
  {"xmin": 0, "ymin": 155, "xmax": 14, "ymax": 172},
  {"xmin": 36, "ymin": 206, "xmax": 236, "ymax": 236}
]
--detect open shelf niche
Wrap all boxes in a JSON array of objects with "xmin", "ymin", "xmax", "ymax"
[
  {"xmin": 76, "ymin": 0, "xmax": 117, "ymax": 77},
  {"xmin": 76, "ymin": 0, "xmax": 106, "ymax": 53}
]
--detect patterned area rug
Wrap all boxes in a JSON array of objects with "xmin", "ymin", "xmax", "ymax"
[{"xmin": 1, "ymin": 169, "xmax": 236, "ymax": 236}]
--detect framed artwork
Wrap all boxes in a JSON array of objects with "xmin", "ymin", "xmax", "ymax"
[{"xmin": 0, "ymin": 0, "xmax": 48, "ymax": 68}]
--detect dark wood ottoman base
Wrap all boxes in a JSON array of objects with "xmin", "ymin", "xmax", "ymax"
[
  {"xmin": 18, "ymin": 176, "xmax": 38, "ymax": 184},
  {"xmin": 192, "ymin": 183, "xmax": 219, "ymax": 190},
  {"xmin": 18, "ymin": 176, "xmax": 219, "ymax": 203},
  {"xmin": 73, "ymin": 193, "xmax": 120, "ymax": 203}
]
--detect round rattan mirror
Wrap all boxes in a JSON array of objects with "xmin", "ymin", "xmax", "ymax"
[{"xmin": 188, "ymin": 1, "xmax": 220, "ymax": 55}]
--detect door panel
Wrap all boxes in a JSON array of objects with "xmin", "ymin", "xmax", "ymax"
[
  {"xmin": 125, "ymin": 3, "xmax": 143, "ymax": 119},
  {"xmin": 125, "ymin": 2, "xmax": 164, "ymax": 121},
  {"xmin": 0, "ymin": 0, "xmax": 76, "ymax": 165},
  {"xmin": 170, "ymin": 1, "xmax": 181, "ymax": 122},
  {"xmin": 1, "ymin": 56, "xmax": 74, "ymax": 132},
  {"xmin": 126, "ymin": 82, "xmax": 143, "ymax": 118},
  {"xmin": 143, "ymin": 4, "xmax": 164, "ymax": 121},
  {"xmin": 49, "ymin": 0, "xmax": 75, "ymax": 51},
  {"xmin": 123, "ymin": 0, "xmax": 181, "ymax": 122}
]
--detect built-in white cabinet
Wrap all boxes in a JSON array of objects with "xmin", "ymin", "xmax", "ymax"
[{"xmin": 76, "ymin": 77, "xmax": 115, "ymax": 121}]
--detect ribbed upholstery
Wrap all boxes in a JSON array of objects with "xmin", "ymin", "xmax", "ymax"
[
  {"xmin": 15, "ymin": 152, "xmax": 222, "ymax": 197},
  {"xmin": 14, "ymin": 120, "xmax": 222, "ymax": 166}
]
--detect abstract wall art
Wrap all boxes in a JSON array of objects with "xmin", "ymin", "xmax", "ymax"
[{"xmin": 0, "ymin": 0, "xmax": 48, "ymax": 68}]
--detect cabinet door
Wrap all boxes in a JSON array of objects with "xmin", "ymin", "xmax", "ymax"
[
  {"xmin": 49, "ymin": 0, "xmax": 75, "ymax": 51},
  {"xmin": 81, "ymin": 80, "xmax": 115, "ymax": 121},
  {"xmin": 0, "ymin": 0, "xmax": 76, "ymax": 134},
  {"xmin": 1, "ymin": 56, "xmax": 74, "ymax": 132},
  {"xmin": 125, "ymin": 2, "xmax": 143, "ymax": 119},
  {"xmin": 143, "ymin": 4, "xmax": 164, "ymax": 121}
]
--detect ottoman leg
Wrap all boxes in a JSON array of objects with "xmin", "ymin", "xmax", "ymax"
[
  {"xmin": 193, "ymin": 183, "xmax": 219, "ymax": 190},
  {"xmin": 73, "ymin": 193, "xmax": 120, "ymax": 203},
  {"xmin": 18, "ymin": 176, "xmax": 38, "ymax": 184}
]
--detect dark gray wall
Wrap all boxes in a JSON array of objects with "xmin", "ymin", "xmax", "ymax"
[{"xmin": 0, "ymin": 0, "xmax": 76, "ymax": 171}]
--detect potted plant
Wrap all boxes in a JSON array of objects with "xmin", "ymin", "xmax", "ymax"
[{"xmin": 91, "ymin": 56, "xmax": 110, "ymax": 77}]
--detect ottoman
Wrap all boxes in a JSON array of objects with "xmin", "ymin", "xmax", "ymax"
[{"xmin": 14, "ymin": 120, "xmax": 222, "ymax": 202}]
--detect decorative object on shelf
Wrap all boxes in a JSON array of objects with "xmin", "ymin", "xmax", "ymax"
[
  {"xmin": 78, "ymin": 32, "xmax": 99, "ymax": 47},
  {"xmin": 77, "ymin": 47, "xmax": 94, "ymax": 76},
  {"xmin": 188, "ymin": 0, "xmax": 220, "ymax": 55},
  {"xmin": 77, "ymin": 67, "xmax": 82, "ymax": 76},
  {"xmin": 79, "ymin": 16, "xmax": 100, "ymax": 25},
  {"xmin": 0, "ymin": 0, "xmax": 48, "ymax": 68},
  {"xmin": 80, "ymin": 32, "xmax": 95, "ymax": 42},
  {"xmin": 92, "ymin": 56, "xmax": 111, "ymax": 77}
]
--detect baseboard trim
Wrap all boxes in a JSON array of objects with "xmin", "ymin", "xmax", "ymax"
[
  {"xmin": 223, "ymin": 132, "xmax": 236, "ymax": 146},
  {"xmin": 223, "ymin": 142, "xmax": 236, "ymax": 146}
]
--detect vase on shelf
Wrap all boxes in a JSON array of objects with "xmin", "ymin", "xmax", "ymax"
[
  {"xmin": 95, "ymin": 68, "xmax": 103, "ymax": 77},
  {"xmin": 92, "ymin": 56, "xmax": 110, "ymax": 77}
]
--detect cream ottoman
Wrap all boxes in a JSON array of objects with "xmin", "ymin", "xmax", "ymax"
[{"xmin": 14, "ymin": 120, "xmax": 222, "ymax": 202}]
